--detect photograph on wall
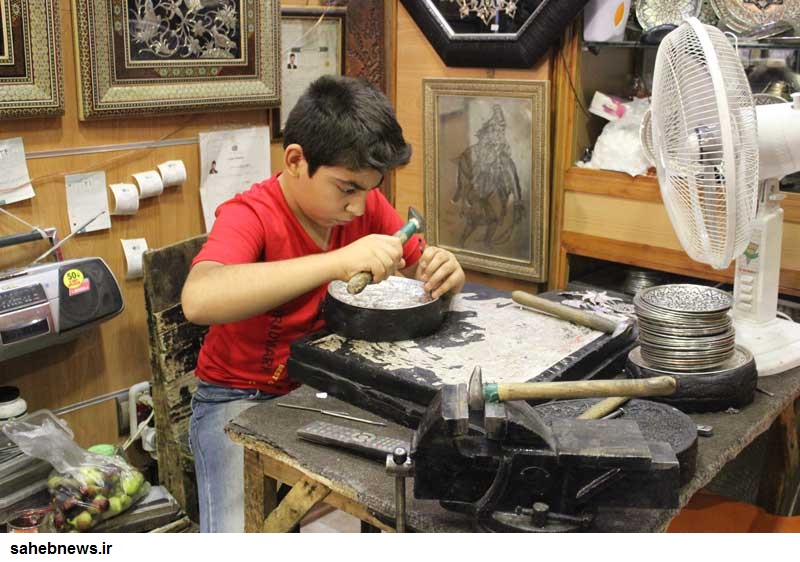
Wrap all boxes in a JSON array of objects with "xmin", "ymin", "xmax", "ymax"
[
  {"xmin": 424, "ymin": 78, "xmax": 549, "ymax": 281},
  {"xmin": 271, "ymin": 7, "xmax": 345, "ymax": 138},
  {"xmin": 0, "ymin": 0, "xmax": 63, "ymax": 119},
  {"xmin": 72, "ymin": 0, "xmax": 280, "ymax": 119}
]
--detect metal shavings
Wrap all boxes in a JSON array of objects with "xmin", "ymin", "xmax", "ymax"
[
  {"xmin": 314, "ymin": 293, "xmax": 605, "ymax": 385},
  {"xmin": 328, "ymin": 277, "xmax": 434, "ymax": 310}
]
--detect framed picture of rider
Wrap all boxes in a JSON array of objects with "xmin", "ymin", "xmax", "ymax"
[{"xmin": 423, "ymin": 78, "xmax": 549, "ymax": 282}]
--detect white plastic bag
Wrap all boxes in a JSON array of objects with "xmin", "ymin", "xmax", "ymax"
[{"xmin": 581, "ymin": 97, "xmax": 652, "ymax": 176}]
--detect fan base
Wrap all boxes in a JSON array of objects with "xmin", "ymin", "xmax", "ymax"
[{"xmin": 735, "ymin": 317, "xmax": 800, "ymax": 377}]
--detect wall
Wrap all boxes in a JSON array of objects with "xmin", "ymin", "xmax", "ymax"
[
  {"xmin": 0, "ymin": 0, "xmax": 268, "ymax": 447},
  {"xmin": 392, "ymin": 3, "xmax": 552, "ymax": 293},
  {"xmin": 0, "ymin": 0, "xmax": 557, "ymax": 447}
]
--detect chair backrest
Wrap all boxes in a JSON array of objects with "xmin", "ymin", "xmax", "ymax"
[{"xmin": 143, "ymin": 234, "xmax": 207, "ymax": 518}]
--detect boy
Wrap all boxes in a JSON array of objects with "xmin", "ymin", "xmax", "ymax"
[{"xmin": 181, "ymin": 75, "xmax": 465, "ymax": 532}]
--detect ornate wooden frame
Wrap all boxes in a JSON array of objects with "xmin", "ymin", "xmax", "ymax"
[
  {"xmin": 0, "ymin": 0, "xmax": 63, "ymax": 119},
  {"xmin": 423, "ymin": 78, "xmax": 550, "ymax": 281},
  {"xmin": 71, "ymin": 0, "xmax": 280, "ymax": 120},
  {"xmin": 400, "ymin": 0, "xmax": 589, "ymax": 68}
]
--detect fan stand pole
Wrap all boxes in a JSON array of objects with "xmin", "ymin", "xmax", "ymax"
[{"xmin": 734, "ymin": 179, "xmax": 800, "ymax": 376}]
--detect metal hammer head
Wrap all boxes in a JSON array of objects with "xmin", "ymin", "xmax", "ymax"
[
  {"xmin": 467, "ymin": 366, "xmax": 484, "ymax": 412},
  {"xmin": 408, "ymin": 206, "xmax": 426, "ymax": 235}
]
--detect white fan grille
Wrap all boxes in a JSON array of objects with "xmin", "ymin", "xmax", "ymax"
[{"xmin": 651, "ymin": 19, "xmax": 758, "ymax": 270}]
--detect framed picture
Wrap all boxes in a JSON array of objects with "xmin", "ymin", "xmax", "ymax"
[
  {"xmin": 0, "ymin": 0, "xmax": 63, "ymax": 119},
  {"xmin": 71, "ymin": 0, "xmax": 280, "ymax": 120},
  {"xmin": 423, "ymin": 78, "xmax": 549, "ymax": 281},
  {"xmin": 400, "ymin": 0, "xmax": 589, "ymax": 68},
  {"xmin": 270, "ymin": 7, "xmax": 346, "ymax": 139}
]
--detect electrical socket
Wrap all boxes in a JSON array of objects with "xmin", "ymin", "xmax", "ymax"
[{"xmin": 115, "ymin": 396, "xmax": 130, "ymax": 436}]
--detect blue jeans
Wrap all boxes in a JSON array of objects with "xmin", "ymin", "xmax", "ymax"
[{"xmin": 189, "ymin": 380, "xmax": 278, "ymax": 532}]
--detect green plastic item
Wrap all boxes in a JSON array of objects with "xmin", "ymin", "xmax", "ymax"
[
  {"xmin": 88, "ymin": 444, "xmax": 117, "ymax": 457},
  {"xmin": 484, "ymin": 383, "xmax": 500, "ymax": 403}
]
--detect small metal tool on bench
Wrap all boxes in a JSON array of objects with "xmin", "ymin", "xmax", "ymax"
[
  {"xmin": 278, "ymin": 403, "xmax": 386, "ymax": 426},
  {"xmin": 346, "ymin": 207, "xmax": 425, "ymax": 295}
]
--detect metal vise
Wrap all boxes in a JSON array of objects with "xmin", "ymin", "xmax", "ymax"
[{"xmin": 410, "ymin": 368, "xmax": 681, "ymax": 532}]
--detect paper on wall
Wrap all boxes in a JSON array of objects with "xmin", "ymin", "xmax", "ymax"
[
  {"xmin": 65, "ymin": 172, "xmax": 112, "ymax": 234},
  {"xmin": 0, "ymin": 137, "xmax": 35, "ymax": 205},
  {"xmin": 133, "ymin": 170, "xmax": 164, "ymax": 198},
  {"xmin": 109, "ymin": 183, "xmax": 140, "ymax": 215},
  {"xmin": 198, "ymin": 126, "xmax": 271, "ymax": 232},
  {"xmin": 121, "ymin": 238, "xmax": 148, "ymax": 280},
  {"xmin": 157, "ymin": 160, "xmax": 187, "ymax": 188}
]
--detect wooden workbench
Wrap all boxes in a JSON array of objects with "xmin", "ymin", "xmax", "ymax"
[
  {"xmin": 288, "ymin": 283, "xmax": 636, "ymax": 427},
  {"xmin": 226, "ymin": 366, "xmax": 800, "ymax": 532}
]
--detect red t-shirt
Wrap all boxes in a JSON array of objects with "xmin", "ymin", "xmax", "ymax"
[{"xmin": 191, "ymin": 172, "xmax": 423, "ymax": 394}]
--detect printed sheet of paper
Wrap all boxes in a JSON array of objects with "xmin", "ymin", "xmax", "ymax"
[
  {"xmin": 109, "ymin": 183, "xmax": 140, "ymax": 215},
  {"xmin": 281, "ymin": 18, "xmax": 342, "ymax": 131},
  {"xmin": 65, "ymin": 172, "xmax": 111, "ymax": 234},
  {"xmin": 121, "ymin": 238, "xmax": 148, "ymax": 280},
  {"xmin": 198, "ymin": 126, "xmax": 270, "ymax": 231},
  {"xmin": 0, "ymin": 137, "xmax": 35, "ymax": 205}
]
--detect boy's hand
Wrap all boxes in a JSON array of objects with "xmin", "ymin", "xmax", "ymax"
[
  {"xmin": 415, "ymin": 246, "xmax": 465, "ymax": 299},
  {"xmin": 335, "ymin": 234, "xmax": 406, "ymax": 284}
]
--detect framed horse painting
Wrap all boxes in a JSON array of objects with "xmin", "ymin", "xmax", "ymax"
[{"xmin": 423, "ymin": 78, "xmax": 549, "ymax": 282}]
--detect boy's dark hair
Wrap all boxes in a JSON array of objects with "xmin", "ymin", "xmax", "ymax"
[{"xmin": 283, "ymin": 75, "xmax": 412, "ymax": 176}]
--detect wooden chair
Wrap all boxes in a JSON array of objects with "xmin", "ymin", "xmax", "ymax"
[{"xmin": 143, "ymin": 235, "xmax": 208, "ymax": 521}]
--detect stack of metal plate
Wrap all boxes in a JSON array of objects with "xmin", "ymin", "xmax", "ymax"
[
  {"xmin": 634, "ymin": 284, "xmax": 735, "ymax": 371},
  {"xmin": 622, "ymin": 269, "xmax": 665, "ymax": 296}
]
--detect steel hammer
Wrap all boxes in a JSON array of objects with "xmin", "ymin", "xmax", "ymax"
[{"xmin": 347, "ymin": 207, "xmax": 426, "ymax": 294}]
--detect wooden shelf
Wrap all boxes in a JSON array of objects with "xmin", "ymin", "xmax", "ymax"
[
  {"xmin": 565, "ymin": 167, "xmax": 661, "ymax": 203},
  {"xmin": 565, "ymin": 167, "xmax": 800, "ymax": 223},
  {"xmin": 550, "ymin": 26, "xmax": 800, "ymax": 298}
]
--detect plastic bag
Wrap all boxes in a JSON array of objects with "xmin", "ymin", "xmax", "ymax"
[
  {"xmin": 579, "ymin": 97, "xmax": 652, "ymax": 176},
  {"xmin": 2, "ymin": 418, "xmax": 150, "ymax": 532}
]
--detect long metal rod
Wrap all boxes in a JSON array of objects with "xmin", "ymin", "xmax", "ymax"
[
  {"xmin": 24, "ymin": 136, "xmax": 198, "ymax": 160},
  {"xmin": 31, "ymin": 210, "xmax": 106, "ymax": 264},
  {"xmin": 277, "ymin": 403, "xmax": 386, "ymax": 426},
  {"xmin": 395, "ymin": 476, "xmax": 406, "ymax": 532},
  {"xmin": 53, "ymin": 385, "xmax": 139, "ymax": 416}
]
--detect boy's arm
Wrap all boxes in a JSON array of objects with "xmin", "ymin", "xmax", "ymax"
[{"xmin": 182, "ymin": 234, "xmax": 406, "ymax": 325}]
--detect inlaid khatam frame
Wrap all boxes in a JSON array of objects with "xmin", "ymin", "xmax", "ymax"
[
  {"xmin": 0, "ymin": 0, "xmax": 63, "ymax": 119},
  {"xmin": 71, "ymin": 0, "xmax": 280, "ymax": 120}
]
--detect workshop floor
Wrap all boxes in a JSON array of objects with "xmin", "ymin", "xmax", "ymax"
[{"xmin": 301, "ymin": 509, "xmax": 362, "ymax": 533}]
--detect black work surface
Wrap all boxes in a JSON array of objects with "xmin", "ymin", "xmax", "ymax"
[
  {"xmin": 227, "ymin": 366, "xmax": 800, "ymax": 532},
  {"xmin": 289, "ymin": 283, "xmax": 636, "ymax": 427}
]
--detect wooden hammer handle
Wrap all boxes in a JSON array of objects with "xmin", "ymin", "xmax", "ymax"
[
  {"xmin": 346, "ymin": 215, "xmax": 421, "ymax": 294},
  {"xmin": 347, "ymin": 271, "xmax": 373, "ymax": 294},
  {"xmin": 485, "ymin": 376, "xmax": 676, "ymax": 403},
  {"xmin": 511, "ymin": 290, "xmax": 618, "ymax": 334},
  {"xmin": 577, "ymin": 396, "xmax": 631, "ymax": 420}
]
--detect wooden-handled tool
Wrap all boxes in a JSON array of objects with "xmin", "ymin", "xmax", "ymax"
[
  {"xmin": 482, "ymin": 376, "xmax": 676, "ymax": 404},
  {"xmin": 347, "ymin": 207, "xmax": 425, "ymax": 294},
  {"xmin": 467, "ymin": 366, "xmax": 677, "ymax": 410},
  {"xmin": 511, "ymin": 290, "xmax": 621, "ymax": 334}
]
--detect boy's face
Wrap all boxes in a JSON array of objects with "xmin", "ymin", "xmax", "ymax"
[{"xmin": 295, "ymin": 163, "xmax": 383, "ymax": 229}]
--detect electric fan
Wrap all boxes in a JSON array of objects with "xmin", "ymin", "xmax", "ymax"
[{"xmin": 644, "ymin": 17, "xmax": 800, "ymax": 376}]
